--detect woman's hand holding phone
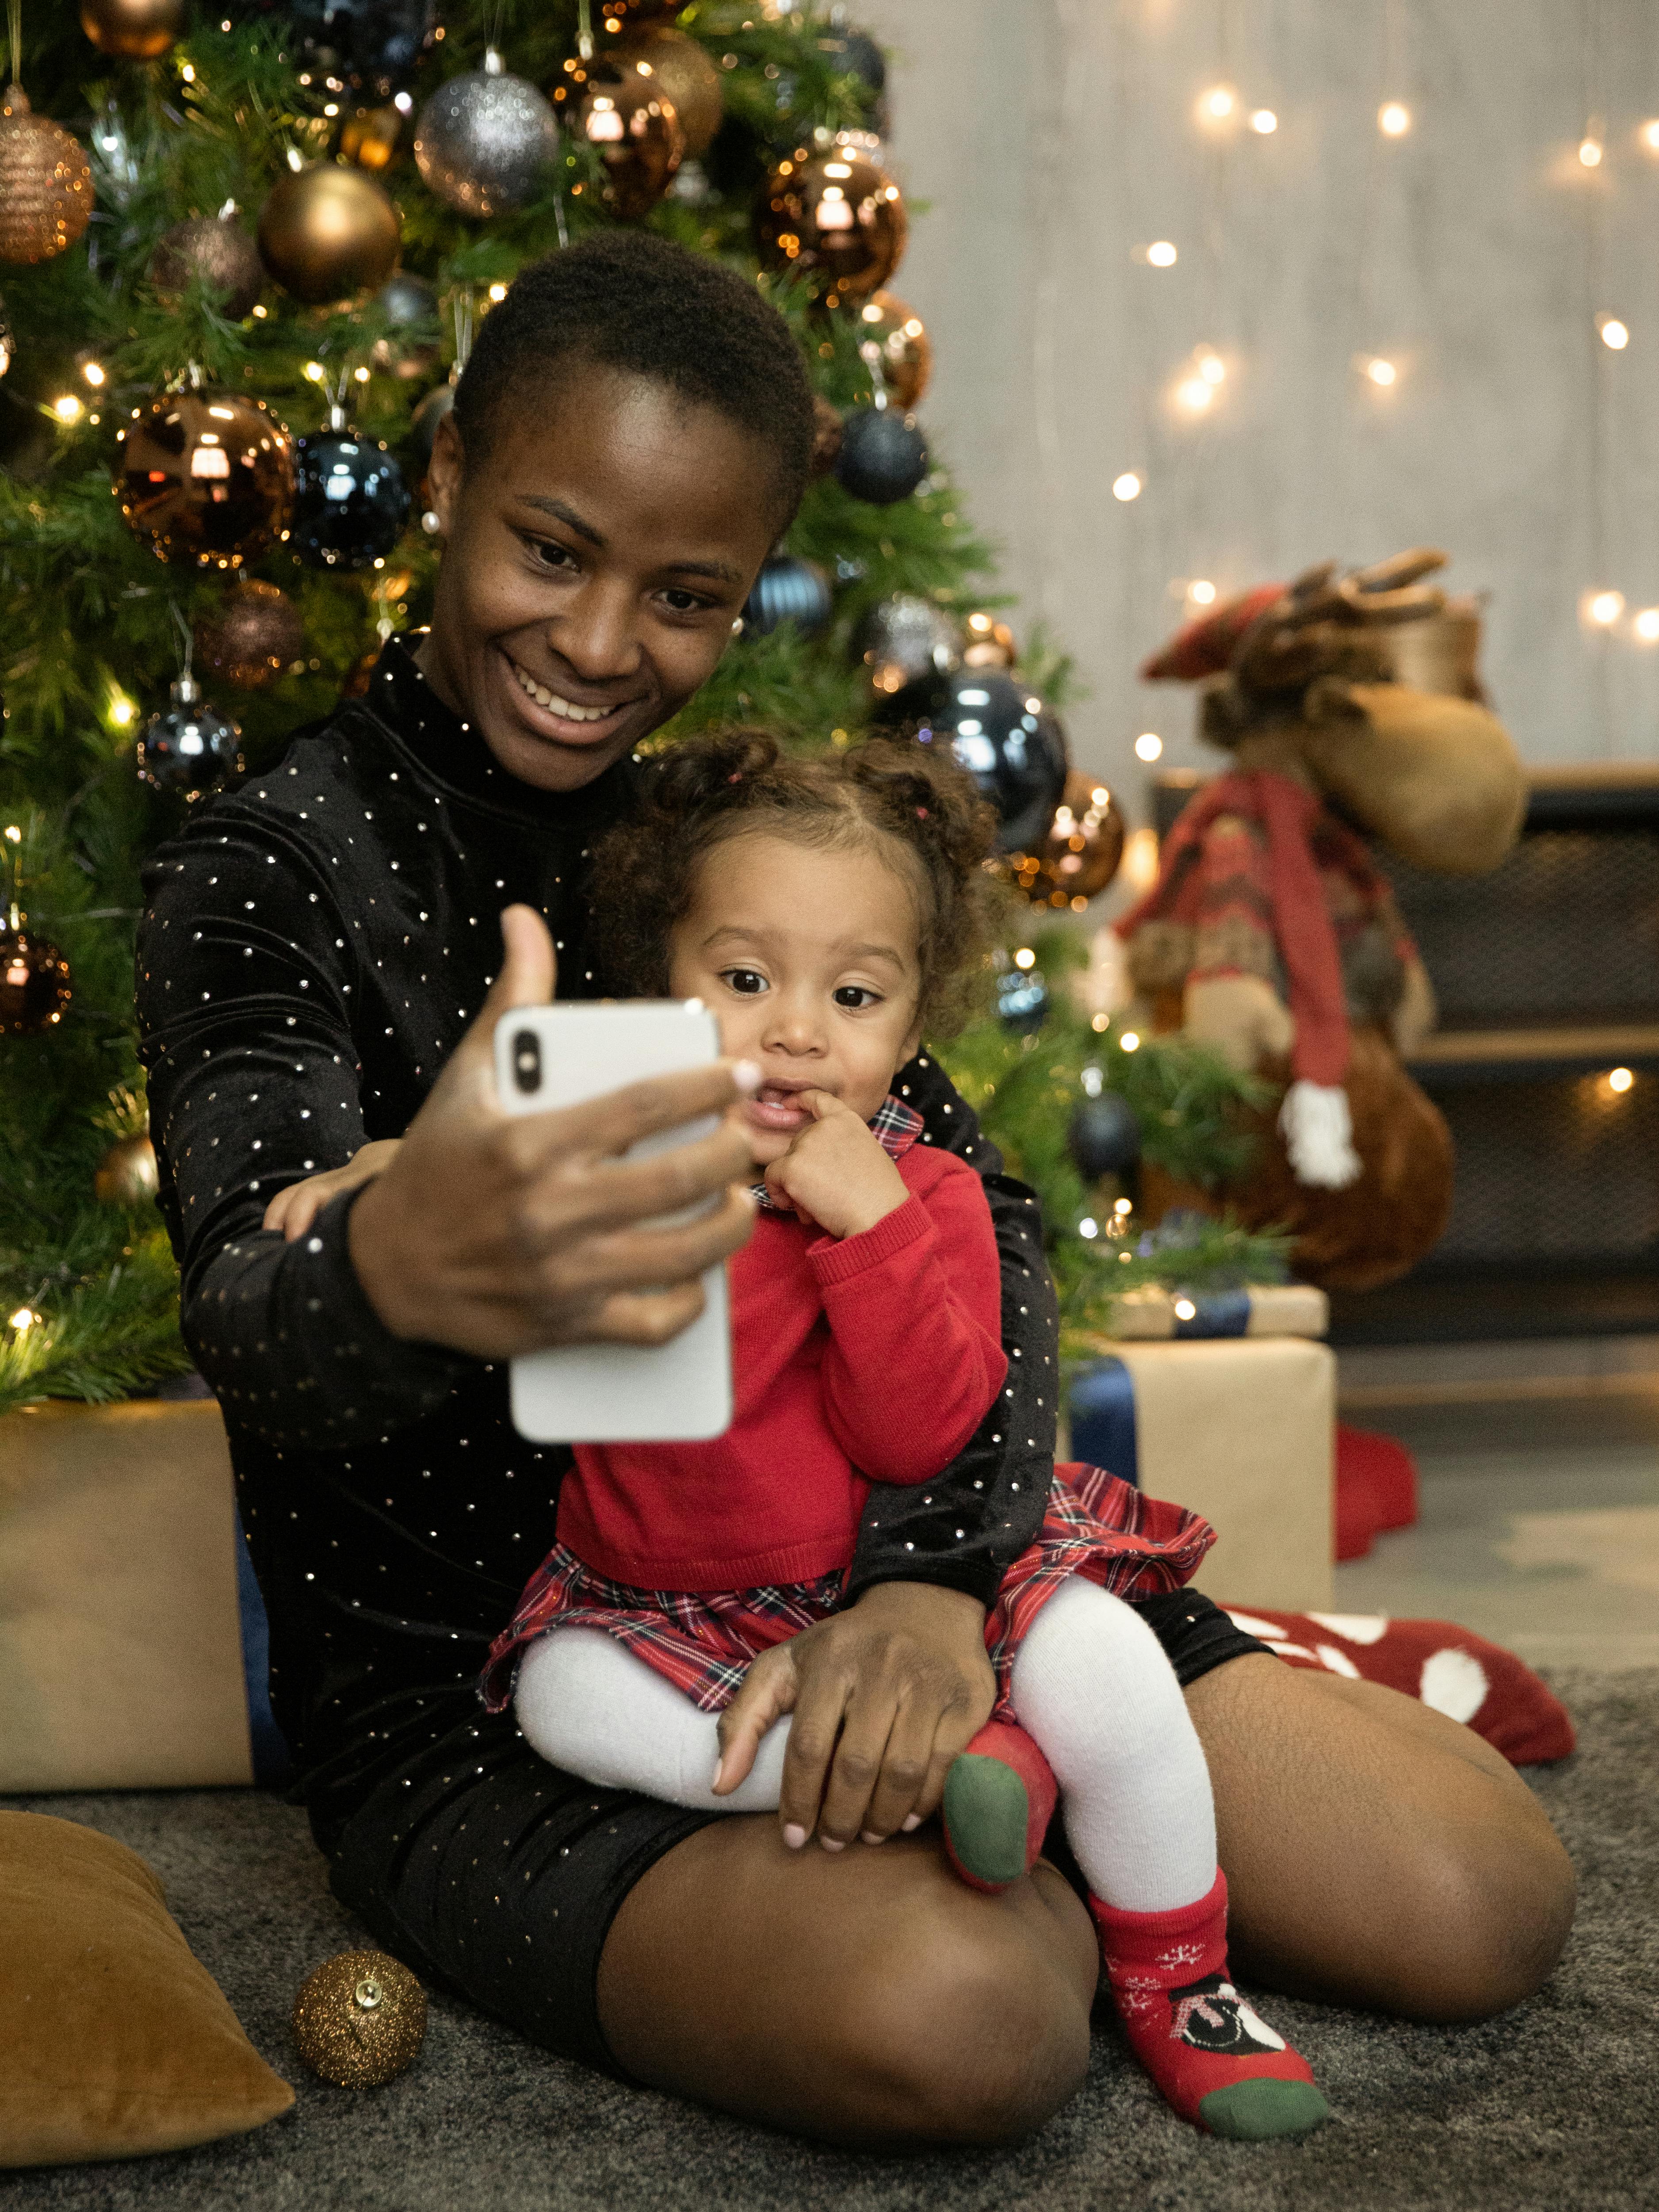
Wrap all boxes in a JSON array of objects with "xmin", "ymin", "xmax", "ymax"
[{"xmin": 345, "ymin": 905, "xmax": 761, "ymax": 1361}]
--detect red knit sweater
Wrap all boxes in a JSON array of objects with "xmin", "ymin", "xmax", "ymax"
[{"xmin": 555, "ymin": 1145, "xmax": 1009, "ymax": 1592}]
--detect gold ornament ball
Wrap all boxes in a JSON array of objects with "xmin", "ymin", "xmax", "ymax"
[
  {"xmin": 292, "ymin": 1952, "xmax": 426, "ymax": 2088},
  {"xmin": 1002, "ymin": 772, "xmax": 1125, "ymax": 910},
  {"xmin": 340, "ymin": 105, "xmax": 404, "ymax": 174},
  {"xmin": 0, "ymin": 87, "xmax": 93, "ymax": 266},
  {"xmin": 94, "ymin": 1131, "xmax": 159, "ymax": 1206},
  {"xmin": 115, "ymin": 390, "xmax": 296, "ymax": 572},
  {"xmin": 576, "ymin": 64, "xmax": 685, "ymax": 220},
  {"xmin": 962, "ymin": 610, "xmax": 1017, "ymax": 669},
  {"xmin": 754, "ymin": 149, "xmax": 906, "ymax": 306},
  {"xmin": 195, "ymin": 579, "xmax": 306, "ymax": 689},
  {"xmin": 80, "ymin": 0, "xmax": 186, "ymax": 60},
  {"xmin": 611, "ymin": 30, "xmax": 723, "ymax": 158},
  {"xmin": 854, "ymin": 289, "xmax": 932, "ymax": 411},
  {"xmin": 257, "ymin": 163, "xmax": 401, "ymax": 306}
]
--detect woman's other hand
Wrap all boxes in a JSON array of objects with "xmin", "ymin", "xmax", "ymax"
[
  {"xmin": 713, "ymin": 1581, "xmax": 995, "ymax": 1850},
  {"xmin": 348, "ymin": 904, "xmax": 761, "ymax": 1360},
  {"xmin": 263, "ymin": 1140, "xmax": 405, "ymax": 1242}
]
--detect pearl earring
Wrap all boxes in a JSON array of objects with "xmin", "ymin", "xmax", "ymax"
[
  {"xmin": 421, "ymin": 509, "xmax": 441, "ymax": 535},
  {"xmin": 730, "ymin": 615, "xmax": 743, "ymax": 634}
]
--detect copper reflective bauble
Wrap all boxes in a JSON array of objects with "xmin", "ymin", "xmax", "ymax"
[
  {"xmin": 256, "ymin": 163, "xmax": 401, "ymax": 304},
  {"xmin": 854, "ymin": 288, "xmax": 930, "ymax": 410},
  {"xmin": 149, "ymin": 214, "xmax": 264, "ymax": 319},
  {"xmin": 94, "ymin": 1131, "xmax": 160, "ymax": 1206},
  {"xmin": 195, "ymin": 579, "xmax": 305, "ymax": 689},
  {"xmin": 80, "ymin": 0, "xmax": 186, "ymax": 59},
  {"xmin": 576, "ymin": 64, "xmax": 684, "ymax": 220},
  {"xmin": 0, "ymin": 88, "xmax": 93, "ymax": 266},
  {"xmin": 1002, "ymin": 771, "xmax": 1125, "ymax": 909},
  {"xmin": 961, "ymin": 610, "xmax": 1017, "ymax": 669},
  {"xmin": 0, "ymin": 914, "xmax": 71, "ymax": 1036},
  {"xmin": 610, "ymin": 29, "xmax": 723, "ymax": 157},
  {"xmin": 754, "ymin": 148, "xmax": 906, "ymax": 306},
  {"xmin": 115, "ymin": 390, "xmax": 295, "ymax": 571},
  {"xmin": 292, "ymin": 1951, "xmax": 426, "ymax": 2089}
]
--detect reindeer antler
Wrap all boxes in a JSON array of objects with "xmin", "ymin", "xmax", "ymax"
[{"xmin": 1229, "ymin": 549, "xmax": 1448, "ymax": 695}]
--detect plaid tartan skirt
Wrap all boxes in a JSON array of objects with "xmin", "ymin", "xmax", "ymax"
[{"xmin": 479, "ymin": 1464, "xmax": 1215, "ymax": 1719}]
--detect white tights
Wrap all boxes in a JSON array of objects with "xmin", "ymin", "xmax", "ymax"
[{"xmin": 513, "ymin": 1576, "xmax": 1218, "ymax": 1912}]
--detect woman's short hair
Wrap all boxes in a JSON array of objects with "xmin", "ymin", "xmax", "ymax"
[{"xmin": 452, "ymin": 232, "xmax": 816, "ymax": 524}]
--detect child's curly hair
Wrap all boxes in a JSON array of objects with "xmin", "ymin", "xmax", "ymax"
[{"xmin": 591, "ymin": 730, "xmax": 1000, "ymax": 1040}]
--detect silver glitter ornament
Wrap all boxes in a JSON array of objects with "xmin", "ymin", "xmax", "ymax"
[{"xmin": 413, "ymin": 50, "xmax": 558, "ymax": 218}]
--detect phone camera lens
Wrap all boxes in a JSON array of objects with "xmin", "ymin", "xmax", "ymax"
[{"xmin": 512, "ymin": 1030, "xmax": 541, "ymax": 1095}]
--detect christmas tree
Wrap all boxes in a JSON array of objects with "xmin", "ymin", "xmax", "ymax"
[{"xmin": 0, "ymin": 0, "xmax": 1269, "ymax": 1416}]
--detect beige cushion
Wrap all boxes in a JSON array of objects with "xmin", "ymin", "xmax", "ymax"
[{"xmin": 0, "ymin": 1813, "xmax": 294, "ymax": 2168}]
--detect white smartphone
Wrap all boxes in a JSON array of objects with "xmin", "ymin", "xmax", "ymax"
[{"xmin": 493, "ymin": 1001, "xmax": 734, "ymax": 1445}]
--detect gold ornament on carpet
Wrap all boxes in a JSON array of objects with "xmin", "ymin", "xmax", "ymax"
[
  {"xmin": 115, "ymin": 389, "xmax": 295, "ymax": 571},
  {"xmin": 575, "ymin": 61, "xmax": 684, "ymax": 220},
  {"xmin": 292, "ymin": 1952, "xmax": 426, "ymax": 2088},
  {"xmin": 609, "ymin": 28, "xmax": 722, "ymax": 157},
  {"xmin": 79, "ymin": 0, "xmax": 184, "ymax": 60},
  {"xmin": 1001, "ymin": 772, "xmax": 1125, "ymax": 909},
  {"xmin": 93, "ymin": 1131, "xmax": 159, "ymax": 1206},
  {"xmin": 855, "ymin": 289, "xmax": 931, "ymax": 411},
  {"xmin": 256, "ymin": 163, "xmax": 401, "ymax": 305},
  {"xmin": 754, "ymin": 148, "xmax": 906, "ymax": 307},
  {"xmin": 194, "ymin": 579, "xmax": 305, "ymax": 690},
  {"xmin": 0, "ymin": 85, "xmax": 93, "ymax": 265}
]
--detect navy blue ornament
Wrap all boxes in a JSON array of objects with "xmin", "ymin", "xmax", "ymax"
[
  {"xmin": 1068, "ymin": 1091, "xmax": 1141, "ymax": 1180},
  {"xmin": 896, "ymin": 667, "xmax": 1069, "ymax": 855},
  {"xmin": 996, "ymin": 963, "xmax": 1049, "ymax": 1035},
  {"xmin": 136, "ymin": 676, "xmax": 242, "ymax": 801},
  {"xmin": 835, "ymin": 406, "xmax": 928, "ymax": 506},
  {"xmin": 743, "ymin": 554, "xmax": 832, "ymax": 637},
  {"xmin": 292, "ymin": 423, "xmax": 410, "ymax": 570}
]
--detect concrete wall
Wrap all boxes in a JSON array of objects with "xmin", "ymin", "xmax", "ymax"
[{"xmin": 857, "ymin": 0, "xmax": 1659, "ymax": 802}]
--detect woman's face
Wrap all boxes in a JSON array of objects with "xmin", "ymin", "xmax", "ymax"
[{"xmin": 419, "ymin": 363, "xmax": 780, "ymax": 791}]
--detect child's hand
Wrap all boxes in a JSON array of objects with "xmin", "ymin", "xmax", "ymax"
[
  {"xmin": 262, "ymin": 1139, "xmax": 405, "ymax": 1242},
  {"xmin": 762, "ymin": 1091, "xmax": 908, "ymax": 1239}
]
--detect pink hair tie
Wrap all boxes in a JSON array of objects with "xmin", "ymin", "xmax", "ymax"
[
  {"xmin": 728, "ymin": 772, "xmax": 743, "ymax": 784},
  {"xmin": 916, "ymin": 805, "xmax": 929, "ymax": 819}
]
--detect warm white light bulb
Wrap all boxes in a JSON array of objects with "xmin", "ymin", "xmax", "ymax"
[
  {"xmin": 8, "ymin": 1307, "xmax": 37, "ymax": 1333},
  {"xmin": 1119, "ymin": 1031, "xmax": 1141, "ymax": 1052},
  {"xmin": 1249, "ymin": 108, "xmax": 1277, "ymax": 134},
  {"xmin": 1579, "ymin": 135, "xmax": 1603, "ymax": 168},
  {"xmin": 1078, "ymin": 1218, "xmax": 1099, "ymax": 1239},
  {"xmin": 81, "ymin": 360, "xmax": 105, "ymax": 387},
  {"xmin": 1198, "ymin": 350, "xmax": 1226, "ymax": 385},
  {"xmin": 52, "ymin": 393, "xmax": 82, "ymax": 423},
  {"xmin": 1599, "ymin": 317, "xmax": 1630, "ymax": 350},
  {"xmin": 1135, "ymin": 732, "xmax": 1163, "ymax": 762},
  {"xmin": 108, "ymin": 694, "xmax": 135, "ymax": 726},
  {"xmin": 1608, "ymin": 1066, "xmax": 1635, "ymax": 1092},
  {"xmin": 1173, "ymin": 1298, "xmax": 1197, "ymax": 1320},
  {"xmin": 1175, "ymin": 377, "xmax": 1213, "ymax": 413},
  {"xmin": 1201, "ymin": 84, "xmax": 1237, "ymax": 121},
  {"xmin": 1112, "ymin": 471, "xmax": 1143, "ymax": 501},
  {"xmin": 1633, "ymin": 607, "xmax": 1659, "ymax": 642},
  {"xmin": 303, "ymin": 360, "xmax": 326, "ymax": 382},
  {"xmin": 1379, "ymin": 102, "xmax": 1411, "ymax": 137},
  {"xmin": 1146, "ymin": 240, "xmax": 1178, "ymax": 267},
  {"xmin": 1586, "ymin": 589, "xmax": 1625, "ymax": 626},
  {"xmin": 1188, "ymin": 581, "xmax": 1218, "ymax": 606},
  {"xmin": 1365, "ymin": 357, "xmax": 1399, "ymax": 387},
  {"xmin": 487, "ymin": 282, "xmax": 508, "ymax": 302},
  {"xmin": 1013, "ymin": 946, "xmax": 1036, "ymax": 970}
]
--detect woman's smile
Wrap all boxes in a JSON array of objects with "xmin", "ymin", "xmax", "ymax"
[{"xmin": 500, "ymin": 648, "xmax": 641, "ymax": 747}]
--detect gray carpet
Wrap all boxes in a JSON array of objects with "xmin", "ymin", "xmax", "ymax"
[{"xmin": 5, "ymin": 1669, "xmax": 1655, "ymax": 2212}]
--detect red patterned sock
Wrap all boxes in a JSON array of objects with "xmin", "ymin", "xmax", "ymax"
[
  {"xmin": 940, "ymin": 1721, "xmax": 1058, "ymax": 1892},
  {"xmin": 1091, "ymin": 1872, "xmax": 1329, "ymax": 2139}
]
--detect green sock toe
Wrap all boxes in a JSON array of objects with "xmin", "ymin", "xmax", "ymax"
[
  {"xmin": 1198, "ymin": 2079, "xmax": 1331, "ymax": 2141},
  {"xmin": 942, "ymin": 1754, "xmax": 1030, "ymax": 1886}
]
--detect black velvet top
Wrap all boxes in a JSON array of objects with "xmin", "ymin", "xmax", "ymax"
[{"xmin": 136, "ymin": 637, "xmax": 1059, "ymax": 1830}]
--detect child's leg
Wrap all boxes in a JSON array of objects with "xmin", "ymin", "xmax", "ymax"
[
  {"xmin": 1007, "ymin": 1578, "xmax": 1328, "ymax": 2139},
  {"xmin": 514, "ymin": 1629, "xmax": 789, "ymax": 1813}
]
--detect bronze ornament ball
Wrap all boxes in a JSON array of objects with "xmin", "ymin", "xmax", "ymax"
[
  {"xmin": 0, "ymin": 915, "xmax": 71, "ymax": 1037},
  {"xmin": 610, "ymin": 29, "xmax": 723, "ymax": 158},
  {"xmin": 292, "ymin": 1951, "xmax": 426, "ymax": 2088},
  {"xmin": 854, "ymin": 289, "xmax": 931, "ymax": 411},
  {"xmin": 0, "ymin": 88, "xmax": 93, "ymax": 266},
  {"xmin": 1003, "ymin": 771, "xmax": 1125, "ymax": 909},
  {"xmin": 340, "ymin": 104, "xmax": 405, "ymax": 173},
  {"xmin": 149, "ymin": 214, "xmax": 265, "ymax": 320},
  {"xmin": 195, "ymin": 579, "xmax": 305, "ymax": 689},
  {"xmin": 575, "ymin": 65, "xmax": 685, "ymax": 221},
  {"xmin": 94, "ymin": 1131, "xmax": 160, "ymax": 1206},
  {"xmin": 962, "ymin": 609, "xmax": 1017, "ymax": 668},
  {"xmin": 754, "ymin": 148, "xmax": 906, "ymax": 306},
  {"xmin": 256, "ymin": 163, "xmax": 401, "ymax": 305},
  {"xmin": 80, "ymin": 0, "xmax": 186, "ymax": 59},
  {"xmin": 115, "ymin": 390, "xmax": 295, "ymax": 572}
]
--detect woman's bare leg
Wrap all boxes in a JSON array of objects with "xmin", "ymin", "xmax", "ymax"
[{"xmin": 597, "ymin": 1654, "xmax": 1575, "ymax": 2148}]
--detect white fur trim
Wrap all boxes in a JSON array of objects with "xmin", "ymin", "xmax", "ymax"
[{"xmin": 1279, "ymin": 1080, "xmax": 1363, "ymax": 1188}]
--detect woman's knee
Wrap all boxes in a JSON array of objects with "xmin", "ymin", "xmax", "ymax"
[{"xmin": 1397, "ymin": 1816, "xmax": 1576, "ymax": 2021}]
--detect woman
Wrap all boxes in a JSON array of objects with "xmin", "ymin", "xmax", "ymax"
[{"xmin": 137, "ymin": 233, "xmax": 1572, "ymax": 2148}]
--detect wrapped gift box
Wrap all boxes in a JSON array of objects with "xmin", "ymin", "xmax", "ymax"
[
  {"xmin": 0, "ymin": 1399, "xmax": 275, "ymax": 1794},
  {"xmin": 1067, "ymin": 1337, "xmax": 1335, "ymax": 1612}
]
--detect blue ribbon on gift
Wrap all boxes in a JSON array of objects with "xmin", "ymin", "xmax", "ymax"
[
  {"xmin": 1067, "ymin": 1356, "xmax": 1139, "ymax": 1487},
  {"xmin": 1173, "ymin": 1287, "xmax": 1252, "ymax": 1339}
]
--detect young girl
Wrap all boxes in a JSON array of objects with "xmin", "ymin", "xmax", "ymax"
[{"xmin": 270, "ymin": 729, "xmax": 1327, "ymax": 2141}]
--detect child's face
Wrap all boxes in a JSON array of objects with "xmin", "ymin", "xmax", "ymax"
[
  {"xmin": 669, "ymin": 831, "xmax": 925, "ymax": 1164},
  {"xmin": 420, "ymin": 362, "xmax": 780, "ymax": 791}
]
